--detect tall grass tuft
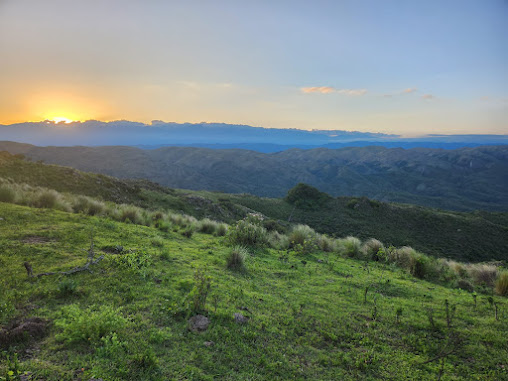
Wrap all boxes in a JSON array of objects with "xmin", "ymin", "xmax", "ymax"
[
  {"xmin": 361, "ymin": 238, "xmax": 385, "ymax": 261},
  {"xmin": 226, "ymin": 215, "xmax": 268, "ymax": 247},
  {"xmin": 467, "ymin": 264, "xmax": 498, "ymax": 287},
  {"xmin": 338, "ymin": 236, "xmax": 362, "ymax": 258},
  {"xmin": 0, "ymin": 184, "xmax": 16, "ymax": 203},
  {"xmin": 288, "ymin": 224, "xmax": 316, "ymax": 247},
  {"xmin": 495, "ymin": 272, "xmax": 508, "ymax": 296},
  {"xmin": 197, "ymin": 218, "xmax": 219, "ymax": 235},
  {"xmin": 268, "ymin": 231, "xmax": 290, "ymax": 250},
  {"xmin": 226, "ymin": 246, "xmax": 248, "ymax": 270}
]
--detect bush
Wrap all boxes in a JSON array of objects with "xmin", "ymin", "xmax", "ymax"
[
  {"xmin": 339, "ymin": 236, "xmax": 362, "ymax": 258},
  {"xmin": 288, "ymin": 225, "xmax": 316, "ymax": 247},
  {"xmin": 361, "ymin": 238, "xmax": 385, "ymax": 261},
  {"xmin": 268, "ymin": 231, "xmax": 290, "ymax": 250},
  {"xmin": 55, "ymin": 304, "xmax": 127, "ymax": 346},
  {"xmin": 226, "ymin": 246, "xmax": 248, "ymax": 270},
  {"xmin": 226, "ymin": 215, "xmax": 268, "ymax": 247},
  {"xmin": 285, "ymin": 183, "xmax": 331, "ymax": 209},
  {"xmin": 468, "ymin": 264, "xmax": 498, "ymax": 287},
  {"xmin": 119, "ymin": 205, "xmax": 143, "ymax": 224},
  {"xmin": 495, "ymin": 272, "xmax": 508, "ymax": 296},
  {"xmin": 0, "ymin": 184, "xmax": 16, "ymax": 203}
]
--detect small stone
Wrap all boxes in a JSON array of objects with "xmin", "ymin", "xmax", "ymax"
[
  {"xmin": 234, "ymin": 313, "xmax": 249, "ymax": 324},
  {"xmin": 204, "ymin": 341, "xmax": 215, "ymax": 347},
  {"xmin": 317, "ymin": 259, "xmax": 324, "ymax": 263},
  {"xmin": 188, "ymin": 315, "xmax": 210, "ymax": 332}
]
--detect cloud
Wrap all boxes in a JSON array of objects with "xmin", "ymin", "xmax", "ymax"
[
  {"xmin": 403, "ymin": 88, "xmax": 418, "ymax": 94},
  {"xmin": 301, "ymin": 87, "xmax": 367, "ymax": 96},
  {"xmin": 422, "ymin": 94, "xmax": 435, "ymax": 100},
  {"xmin": 337, "ymin": 89, "xmax": 368, "ymax": 96},
  {"xmin": 301, "ymin": 86, "xmax": 336, "ymax": 94}
]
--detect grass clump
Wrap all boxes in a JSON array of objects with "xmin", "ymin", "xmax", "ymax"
[
  {"xmin": 288, "ymin": 224, "xmax": 316, "ymax": 247},
  {"xmin": 316, "ymin": 234, "xmax": 335, "ymax": 252},
  {"xmin": 495, "ymin": 272, "xmax": 508, "ymax": 296},
  {"xmin": 361, "ymin": 238, "xmax": 385, "ymax": 261},
  {"xmin": 215, "ymin": 223, "xmax": 228, "ymax": 237},
  {"xmin": 338, "ymin": 236, "xmax": 362, "ymax": 258},
  {"xmin": 197, "ymin": 218, "xmax": 219, "ymax": 235},
  {"xmin": 226, "ymin": 246, "xmax": 248, "ymax": 271},
  {"xmin": 57, "ymin": 278, "xmax": 78, "ymax": 296},
  {"xmin": 468, "ymin": 264, "xmax": 498, "ymax": 287},
  {"xmin": 268, "ymin": 231, "xmax": 290, "ymax": 250},
  {"xmin": 0, "ymin": 184, "xmax": 16, "ymax": 203}
]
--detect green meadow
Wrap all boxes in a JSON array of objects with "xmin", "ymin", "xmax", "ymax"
[{"xmin": 0, "ymin": 202, "xmax": 506, "ymax": 380}]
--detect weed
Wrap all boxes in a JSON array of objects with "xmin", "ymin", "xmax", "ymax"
[
  {"xmin": 186, "ymin": 269, "xmax": 212, "ymax": 313},
  {"xmin": 55, "ymin": 305, "xmax": 127, "ymax": 346}
]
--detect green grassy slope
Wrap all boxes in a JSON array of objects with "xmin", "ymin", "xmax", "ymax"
[
  {"xmin": 1, "ymin": 151, "xmax": 507, "ymax": 262},
  {"xmin": 0, "ymin": 202, "xmax": 507, "ymax": 380}
]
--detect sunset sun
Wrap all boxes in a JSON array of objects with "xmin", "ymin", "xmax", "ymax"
[{"xmin": 50, "ymin": 116, "xmax": 74, "ymax": 124}]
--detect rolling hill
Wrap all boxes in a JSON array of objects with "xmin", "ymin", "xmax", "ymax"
[{"xmin": 1, "ymin": 142, "xmax": 508, "ymax": 212}]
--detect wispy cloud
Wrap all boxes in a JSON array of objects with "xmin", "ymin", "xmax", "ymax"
[
  {"xmin": 301, "ymin": 86, "xmax": 336, "ymax": 94},
  {"xmin": 422, "ymin": 94, "xmax": 435, "ymax": 100},
  {"xmin": 301, "ymin": 86, "xmax": 367, "ymax": 96},
  {"xmin": 383, "ymin": 87, "xmax": 418, "ymax": 97}
]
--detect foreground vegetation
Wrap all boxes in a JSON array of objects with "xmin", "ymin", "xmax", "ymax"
[{"xmin": 0, "ymin": 201, "xmax": 507, "ymax": 380}]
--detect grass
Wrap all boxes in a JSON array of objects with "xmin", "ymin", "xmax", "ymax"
[{"xmin": 0, "ymin": 202, "xmax": 507, "ymax": 380}]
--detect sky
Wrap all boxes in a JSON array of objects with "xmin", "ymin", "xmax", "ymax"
[{"xmin": 0, "ymin": 0, "xmax": 507, "ymax": 137}]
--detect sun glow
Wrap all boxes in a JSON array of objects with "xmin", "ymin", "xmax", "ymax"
[{"xmin": 50, "ymin": 116, "xmax": 74, "ymax": 124}]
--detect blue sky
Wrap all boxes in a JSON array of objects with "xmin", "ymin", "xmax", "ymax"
[{"xmin": 0, "ymin": 0, "xmax": 506, "ymax": 136}]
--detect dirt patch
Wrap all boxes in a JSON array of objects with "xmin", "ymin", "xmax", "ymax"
[
  {"xmin": 20, "ymin": 236, "xmax": 53, "ymax": 244},
  {"xmin": 0, "ymin": 317, "xmax": 49, "ymax": 349}
]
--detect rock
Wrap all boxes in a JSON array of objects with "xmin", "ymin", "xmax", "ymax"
[
  {"xmin": 317, "ymin": 259, "xmax": 324, "ymax": 263},
  {"xmin": 204, "ymin": 341, "xmax": 215, "ymax": 347},
  {"xmin": 188, "ymin": 315, "xmax": 210, "ymax": 332},
  {"xmin": 234, "ymin": 313, "xmax": 249, "ymax": 324}
]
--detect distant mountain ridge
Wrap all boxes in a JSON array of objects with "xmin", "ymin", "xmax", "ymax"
[
  {"xmin": 1, "ymin": 120, "xmax": 507, "ymax": 150},
  {"xmin": 1, "ymin": 141, "xmax": 507, "ymax": 211}
]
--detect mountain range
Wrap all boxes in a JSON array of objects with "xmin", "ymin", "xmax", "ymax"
[{"xmin": 1, "ymin": 141, "xmax": 507, "ymax": 212}]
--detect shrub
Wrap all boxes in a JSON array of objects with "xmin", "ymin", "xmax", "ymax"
[
  {"xmin": 288, "ymin": 224, "xmax": 316, "ymax": 247},
  {"xmin": 339, "ymin": 236, "xmax": 362, "ymax": 258},
  {"xmin": 361, "ymin": 238, "xmax": 385, "ymax": 261},
  {"xmin": 495, "ymin": 272, "xmax": 508, "ymax": 296},
  {"xmin": 226, "ymin": 246, "xmax": 248, "ymax": 270},
  {"xmin": 87, "ymin": 199, "xmax": 105, "ymax": 216},
  {"xmin": 226, "ymin": 215, "xmax": 268, "ymax": 247},
  {"xmin": 448, "ymin": 260, "xmax": 468, "ymax": 277},
  {"xmin": 55, "ymin": 304, "xmax": 127, "ymax": 346},
  {"xmin": 0, "ymin": 184, "xmax": 16, "ymax": 203},
  {"xmin": 468, "ymin": 264, "xmax": 498, "ymax": 287},
  {"xmin": 285, "ymin": 183, "xmax": 331, "ymax": 209},
  {"xmin": 409, "ymin": 252, "xmax": 428, "ymax": 279}
]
